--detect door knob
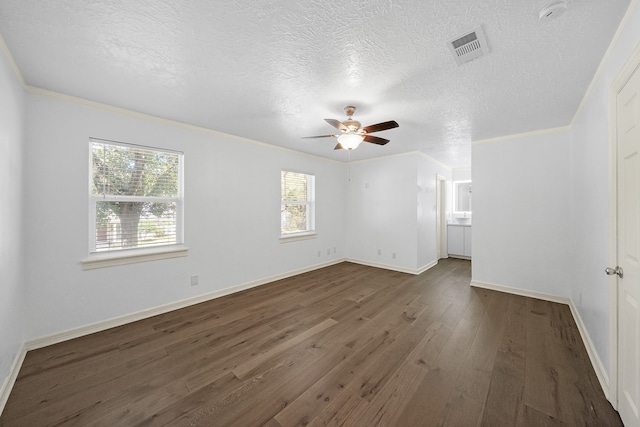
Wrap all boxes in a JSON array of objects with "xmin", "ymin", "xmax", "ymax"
[{"xmin": 605, "ymin": 266, "xmax": 624, "ymax": 279}]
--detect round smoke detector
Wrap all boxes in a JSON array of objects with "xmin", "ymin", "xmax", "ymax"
[{"xmin": 539, "ymin": 1, "xmax": 568, "ymax": 21}]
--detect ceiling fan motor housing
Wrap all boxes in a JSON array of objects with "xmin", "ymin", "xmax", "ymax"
[
  {"xmin": 344, "ymin": 119, "xmax": 361, "ymax": 132},
  {"xmin": 342, "ymin": 106, "xmax": 361, "ymax": 132}
]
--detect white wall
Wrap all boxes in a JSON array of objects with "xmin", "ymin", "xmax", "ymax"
[
  {"xmin": 346, "ymin": 152, "xmax": 451, "ymax": 273},
  {"xmin": 569, "ymin": 0, "xmax": 640, "ymax": 374},
  {"xmin": 22, "ymin": 92, "xmax": 347, "ymax": 340},
  {"xmin": 345, "ymin": 154, "xmax": 419, "ymax": 271},
  {"xmin": 452, "ymin": 167, "xmax": 471, "ymax": 182},
  {"xmin": 0, "ymin": 47, "xmax": 26, "ymax": 394},
  {"xmin": 417, "ymin": 154, "xmax": 452, "ymax": 269},
  {"xmin": 472, "ymin": 129, "xmax": 573, "ymax": 296}
]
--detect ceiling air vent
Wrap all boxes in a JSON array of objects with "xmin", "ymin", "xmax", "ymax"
[{"xmin": 447, "ymin": 26, "xmax": 489, "ymax": 66}]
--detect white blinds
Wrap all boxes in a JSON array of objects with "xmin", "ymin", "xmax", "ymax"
[
  {"xmin": 281, "ymin": 171, "xmax": 315, "ymax": 235},
  {"xmin": 91, "ymin": 141, "xmax": 180, "ymax": 197},
  {"xmin": 90, "ymin": 139, "xmax": 183, "ymax": 252}
]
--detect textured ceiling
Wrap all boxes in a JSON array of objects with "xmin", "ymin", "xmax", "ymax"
[{"xmin": 0, "ymin": 0, "xmax": 631, "ymax": 166}]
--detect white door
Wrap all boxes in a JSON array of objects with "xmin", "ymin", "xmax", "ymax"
[{"xmin": 617, "ymin": 62, "xmax": 640, "ymax": 427}]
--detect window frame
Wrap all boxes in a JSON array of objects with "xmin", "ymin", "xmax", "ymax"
[
  {"xmin": 85, "ymin": 138, "xmax": 186, "ymax": 266},
  {"xmin": 280, "ymin": 170, "xmax": 316, "ymax": 240}
]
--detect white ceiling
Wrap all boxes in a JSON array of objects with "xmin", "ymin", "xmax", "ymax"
[{"xmin": 0, "ymin": 0, "xmax": 631, "ymax": 167}]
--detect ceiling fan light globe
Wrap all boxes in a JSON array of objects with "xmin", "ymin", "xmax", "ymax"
[{"xmin": 337, "ymin": 133, "xmax": 364, "ymax": 150}]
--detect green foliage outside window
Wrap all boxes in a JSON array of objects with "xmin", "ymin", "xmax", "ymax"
[
  {"xmin": 91, "ymin": 142, "xmax": 181, "ymax": 250},
  {"xmin": 281, "ymin": 171, "xmax": 314, "ymax": 235}
]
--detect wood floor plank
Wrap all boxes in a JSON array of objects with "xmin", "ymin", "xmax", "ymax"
[
  {"xmin": 546, "ymin": 305, "xmax": 623, "ymax": 425},
  {"xmin": 0, "ymin": 259, "xmax": 622, "ymax": 427},
  {"xmin": 5, "ymin": 347, "xmax": 169, "ymax": 421},
  {"xmin": 452, "ymin": 289, "xmax": 510, "ymax": 406},
  {"xmin": 481, "ymin": 295, "xmax": 528, "ymax": 424},
  {"xmin": 395, "ymin": 299, "xmax": 486, "ymax": 425},
  {"xmin": 131, "ymin": 371, "xmax": 242, "ymax": 426},
  {"xmin": 395, "ymin": 366, "xmax": 459, "ymax": 426},
  {"xmin": 339, "ymin": 360, "xmax": 428, "ymax": 426},
  {"xmin": 272, "ymin": 336, "xmax": 371, "ymax": 426},
  {"xmin": 523, "ymin": 299, "xmax": 561, "ymax": 419},
  {"xmin": 481, "ymin": 349, "xmax": 525, "ymax": 425},
  {"xmin": 307, "ymin": 390, "xmax": 367, "ymax": 427},
  {"xmin": 517, "ymin": 403, "xmax": 567, "ymax": 426},
  {"xmin": 272, "ymin": 301, "xmax": 428, "ymax": 425},
  {"xmin": 88, "ymin": 377, "xmax": 190, "ymax": 426},
  {"xmin": 441, "ymin": 392, "xmax": 485, "ymax": 427},
  {"xmin": 178, "ymin": 341, "xmax": 352, "ymax": 426},
  {"xmin": 232, "ymin": 318, "xmax": 338, "ymax": 380}
]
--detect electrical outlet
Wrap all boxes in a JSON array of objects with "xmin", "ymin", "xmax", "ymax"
[
  {"xmin": 190, "ymin": 275, "xmax": 199, "ymax": 286},
  {"xmin": 327, "ymin": 248, "xmax": 330, "ymax": 255},
  {"xmin": 333, "ymin": 247, "xmax": 336, "ymax": 253},
  {"xmin": 392, "ymin": 252, "xmax": 397, "ymax": 259},
  {"xmin": 317, "ymin": 250, "xmax": 321, "ymax": 257},
  {"xmin": 377, "ymin": 249, "xmax": 382, "ymax": 256}
]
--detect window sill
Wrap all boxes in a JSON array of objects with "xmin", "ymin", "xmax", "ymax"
[
  {"xmin": 81, "ymin": 245, "xmax": 189, "ymax": 270},
  {"xmin": 279, "ymin": 232, "xmax": 317, "ymax": 243}
]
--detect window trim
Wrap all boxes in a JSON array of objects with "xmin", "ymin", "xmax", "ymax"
[
  {"xmin": 81, "ymin": 244, "xmax": 188, "ymax": 270},
  {"xmin": 280, "ymin": 170, "xmax": 316, "ymax": 237},
  {"xmin": 279, "ymin": 231, "xmax": 318, "ymax": 243},
  {"xmin": 87, "ymin": 138, "xmax": 185, "ymax": 260}
]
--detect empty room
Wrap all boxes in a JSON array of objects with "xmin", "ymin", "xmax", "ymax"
[{"xmin": 1, "ymin": 0, "xmax": 639, "ymax": 425}]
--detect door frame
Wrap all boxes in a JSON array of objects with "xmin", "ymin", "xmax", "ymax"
[
  {"xmin": 607, "ymin": 39, "xmax": 640, "ymax": 408},
  {"xmin": 436, "ymin": 174, "xmax": 447, "ymax": 259}
]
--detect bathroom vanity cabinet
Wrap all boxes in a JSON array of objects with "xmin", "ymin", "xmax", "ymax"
[{"xmin": 447, "ymin": 224, "xmax": 472, "ymax": 258}]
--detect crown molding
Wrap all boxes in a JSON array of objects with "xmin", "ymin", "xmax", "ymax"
[
  {"xmin": 416, "ymin": 151, "xmax": 453, "ymax": 170},
  {"xmin": 471, "ymin": 125, "xmax": 571, "ymax": 146},
  {"xmin": 349, "ymin": 150, "xmax": 453, "ymax": 170},
  {"xmin": 0, "ymin": 33, "xmax": 25, "ymax": 87}
]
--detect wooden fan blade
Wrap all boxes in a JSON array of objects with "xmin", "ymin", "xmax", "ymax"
[
  {"xmin": 362, "ymin": 120, "xmax": 399, "ymax": 133},
  {"xmin": 302, "ymin": 134, "xmax": 338, "ymax": 139},
  {"xmin": 334, "ymin": 143, "xmax": 344, "ymax": 150},
  {"xmin": 325, "ymin": 119, "xmax": 348, "ymax": 131},
  {"xmin": 363, "ymin": 134, "xmax": 389, "ymax": 145}
]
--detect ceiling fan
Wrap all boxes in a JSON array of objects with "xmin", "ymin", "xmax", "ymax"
[{"xmin": 303, "ymin": 106, "xmax": 399, "ymax": 150}]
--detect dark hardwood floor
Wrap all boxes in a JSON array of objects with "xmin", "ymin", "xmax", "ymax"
[{"xmin": 0, "ymin": 259, "xmax": 622, "ymax": 426}]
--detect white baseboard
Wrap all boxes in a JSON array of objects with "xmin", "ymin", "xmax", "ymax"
[
  {"xmin": 417, "ymin": 260, "xmax": 438, "ymax": 275},
  {"xmin": 470, "ymin": 280, "xmax": 570, "ymax": 305},
  {"xmin": 448, "ymin": 254, "xmax": 471, "ymax": 260},
  {"xmin": 470, "ymin": 280, "xmax": 609, "ymax": 398},
  {"xmin": 346, "ymin": 258, "xmax": 437, "ymax": 275},
  {"xmin": 568, "ymin": 300, "xmax": 610, "ymax": 399},
  {"xmin": 0, "ymin": 343, "xmax": 27, "ymax": 416}
]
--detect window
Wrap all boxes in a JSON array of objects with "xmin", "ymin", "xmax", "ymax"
[
  {"xmin": 89, "ymin": 138, "xmax": 183, "ymax": 253},
  {"xmin": 281, "ymin": 171, "xmax": 315, "ymax": 236}
]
